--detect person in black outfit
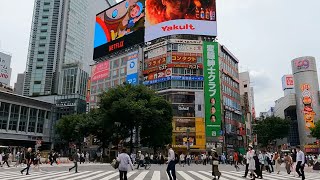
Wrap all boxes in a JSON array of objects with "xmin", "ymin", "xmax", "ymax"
[
  {"xmin": 50, "ymin": 151, "xmax": 58, "ymax": 165},
  {"xmin": 21, "ymin": 148, "xmax": 33, "ymax": 175},
  {"xmin": 69, "ymin": 149, "xmax": 79, "ymax": 173},
  {"xmin": 2, "ymin": 152, "xmax": 10, "ymax": 167},
  {"xmin": 254, "ymin": 152, "xmax": 262, "ymax": 179}
]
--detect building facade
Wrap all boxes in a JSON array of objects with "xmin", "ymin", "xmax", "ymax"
[
  {"xmin": 291, "ymin": 56, "xmax": 320, "ymax": 146},
  {"xmin": 239, "ymin": 72, "xmax": 255, "ymax": 147},
  {"xmin": 23, "ymin": 0, "xmax": 113, "ymax": 97},
  {"xmin": 14, "ymin": 73, "xmax": 25, "ymax": 95},
  {"xmin": 0, "ymin": 91, "xmax": 53, "ymax": 150},
  {"xmin": 0, "ymin": 51, "xmax": 12, "ymax": 86}
]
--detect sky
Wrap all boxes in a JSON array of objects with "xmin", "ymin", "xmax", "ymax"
[{"xmin": 1, "ymin": 0, "xmax": 320, "ymax": 115}]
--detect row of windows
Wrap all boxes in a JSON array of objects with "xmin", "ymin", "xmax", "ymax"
[
  {"xmin": 172, "ymin": 68, "xmax": 203, "ymax": 76},
  {"xmin": 221, "ymin": 51, "xmax": 239, "ymax": 71},
  {"xmin": 222, "ymin": 74, "xmax": 239, "ymax": 89},
  {"xmin": 225, "ymin": 110, "xmax": 242, "ymax": 122},
  {"xmin": 148, "ymin": 81, "xmax": 203, "ymax": 91},
  {"xmin": 223, "ymin": 96, "xmax": 241, "ymax": 111},
  {"xmin": 222, "ymin": 85, "xmax": 240, "ymax": 101},
  {"xmin": 91, "ymin": 78, "xmax": 126, "ymax": 94},
  {"xmin": 221, "ymin": 61, "xmax": 239, "ymax": 79},
  {"xmin": 0, "ymin": 102, "xmax": 49, "ymax": 133}
]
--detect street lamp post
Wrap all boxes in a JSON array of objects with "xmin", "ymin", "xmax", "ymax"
[{"xmin": 187, "ymin": 128, "xmax": 190, "ymax": 154}]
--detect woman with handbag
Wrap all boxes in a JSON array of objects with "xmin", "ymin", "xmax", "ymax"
[
  {"xmin": 117, "ymin": 148, "xmax": 133, "ymax": 180},
  {"xmin": 211, "ymin": 148, "xmax": 221, "ymax": 180}
]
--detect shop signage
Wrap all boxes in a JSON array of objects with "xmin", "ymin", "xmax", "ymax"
[
  {"xmin": 178, "ymin": 44, "xmax": 203, "ymax": 53},
  {"xmin": 294, "ymin": 59, "xmax": 310, "ymax": 70},
  {"xmin": 145, "ymin": 57, "xmax": 166, "ymax": 68},
  {"xmin": 147, "ymin": 46, "xmax": 167, "ymax": 59},
  {"xmin": 144, "ymin": 41, "xmax": 167, "ymax": 51},
  {"xmin": 143, "ymin": 76, "xmax": 204, "ymax": 85},
  {"xmin": 178, "ymin": 106, "xmax": 190, "ymax": 111},
  {"xmin": 142, "ymin": 63, "xmax": 203, "ymax": 75},
  {"xmin": 169, "ymin": 39, "xmax": 203, "ymax": 45},
  {"xmin": 172, "ymin": 54, "xmax": 197, "ymax": 63}
]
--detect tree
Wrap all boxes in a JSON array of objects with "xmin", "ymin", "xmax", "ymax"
[
  {"xmin": 311, "ymin": 120, "xmax": 320, "ymax": 139},
  {"xmin": 253, "ymin": 116, "xmax": 290, "ymax": 147},
  {"xmin": 140, "ymin": 96, "xmax": 173, "ymax": 153},
  {"xmin": 55, "ymin": 114, "xmax": 90, "ymax": 147},
  {"xmin": 98, "ymin": 84, "xmax": 173, "ymax": 153}
]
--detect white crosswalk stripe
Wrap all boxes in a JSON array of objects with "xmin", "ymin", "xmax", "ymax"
[{"xmin": 0, "ymin": 170, "xmax": 320, "ymax": 180}]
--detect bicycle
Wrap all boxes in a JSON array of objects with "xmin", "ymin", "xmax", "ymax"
[{"xmin": 136, "ymin": 160, "xmax": 151, "ymax": 170}]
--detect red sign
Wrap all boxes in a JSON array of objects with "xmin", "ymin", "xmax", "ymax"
[
  {"xmin": 295, "ymin": 59, "xmax": 310, "ymax": 70},
  {"xmin": 109, "ymin": 40, "xmax": 124, "ymax": 51},
  {"xmin": 286, "ymin": 76, "xmax": 294, "ymax": 86},
  {"xmin": 146, "ymin": 57, "xmax": 166, "ymax": 68},
  {"xmin": 91, "ymin": 61, "xmax": 110, "ymax": 82},
  {"xmin": 172, "ymin": 55, "xmax": 197, "ymax": 63}
]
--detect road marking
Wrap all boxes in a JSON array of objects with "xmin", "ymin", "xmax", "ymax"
[
  {"xmin": 177, "ymin": 171, "xmax": 195, "ymax": 180},
  {"xmin": 151, "ymin": 171, "xmax": 160, "ymax": 180},
  {"xmin": 188, "ymin": 171, "xmax": 211, "ymax": 180},
  {"xmin": 133, "ymin": 171, "xmax": 149, "ymax": 180},
  {"xmin": 87, "ymin": 171, "xmax": 115, "ymax": 180}
]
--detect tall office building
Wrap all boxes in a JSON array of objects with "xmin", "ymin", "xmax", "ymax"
[
  {"xmin": 14, "ymin": 73, "xmax": 25, "ymax": 95},
  {"xmin": 23, "ymin": 0, "xmax": 114, "ymax": 97}
]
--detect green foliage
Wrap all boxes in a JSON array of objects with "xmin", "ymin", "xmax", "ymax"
[
  {"xmin": 253, "ymin": 116, "xmax": 290, "ymax": 147},
  {"xmin": 311, "ymin": 120, "xmax": 320, "ymax": 139},
  {"xmin": 55, "ymin": 84, "xmax": 173, "ymax": 152},
  {"xmin": 55, "ymin": 114, "xmax": 89, "ymax": 143}
]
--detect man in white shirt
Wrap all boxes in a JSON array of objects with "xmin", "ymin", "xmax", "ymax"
[
  {"xmin": 136, "ymin": 151, "xmax": 145, "ymax": 169},
  {"xmin": 166, "ymin": 144, "xmax": 176, "ymax": 180},
  {"xmin": 295, "ymin": 146, "xmax": 305, "ymax": 180},
  {"xmin": 179, "ymin": 153, "xmax": 185, "ymax": 167}
]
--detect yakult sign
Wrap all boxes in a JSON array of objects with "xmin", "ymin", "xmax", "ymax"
[
  {"xmin": 145, "ymin": 0, "xmax": 217, "ymax": 42},
  {"xmin": 203, "ymin": 42, "xmax": 221, "ymax": 138}
]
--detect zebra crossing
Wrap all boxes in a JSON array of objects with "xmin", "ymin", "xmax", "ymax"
[{"xmin": 0, "ymin": 170, "xmax": 319, "ymax": 180}]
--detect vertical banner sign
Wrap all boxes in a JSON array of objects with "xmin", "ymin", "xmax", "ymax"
[
  {"xmin": 126, "ymin": 51, "xmax": 139, "ymax": 85},
  {"xmin": 203, "ymin": 42, "xmax": 221, "ymax": 137}
]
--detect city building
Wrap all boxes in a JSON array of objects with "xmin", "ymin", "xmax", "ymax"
[
  {"xmin": 23, "ymin": 0, "xmax": 114, "ymax": 97},
  {"xmin": 14, "ymin": 73, "xmax": 25, "ymax": 95},
  {"xmin": 239, "ymin": 71, "xmax": 255, "ymax": 147},
  {"xmin": 291, "ymin": 56, "xmax": 320, "ymax": 146},
  {"xmin": 89, "ymin": 0, "xmax": 246, "ymax": 153},
  {"xmin": 0, "ymin": 91, "xmax": 54, "ymax": 151},
  {"xmin": 0, "ymin": 51, "xmax": 12, "ymax": 86}
]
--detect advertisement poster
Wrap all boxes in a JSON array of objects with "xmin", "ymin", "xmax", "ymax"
[
  {"xmin": 300, "ymin": 83, "xmax": 316, "ymax": 129},
  {"xmin": 203, "ymin": 41, "xmax": 221, "ymax": 137},
  {"xmin": 94, "ymin": 0, "xmax": 145, "ymax": 59},
  {"xmin": 91, "ymin": 61, "xmax": 110, "ymax": 82},
  {"xmin": 0, "ymin": 52, "xmax": 12, "ymax": 86},
  {"xmin": 126, "ymin": 51, "xmax": 139, "ymax": 85},
  {"xmin": 145, "ymin": 0, "xmax": 217, "ymax": 41}
]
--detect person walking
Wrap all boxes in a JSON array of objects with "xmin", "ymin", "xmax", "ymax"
[
  {"xmin": 69, "ymin": 149, "xmax": 79, "ymax": 173},
  {"xmin": 136, "ymin": 151, "xmax": 145, "ymax": 169},
  {"xmin": 254, "ymin": 151, "xmax": 261, "ymax": 179},
  {"xmin": 2, "ymin": 152, "xmax": 10, "ymax": 167},
  {"xmin": 266, "ymin": 151, "xmax": 274, "ymax": 173},
  {"xmin": 234, "ymin": 151, "xmax": 240, "ymax": 171},
  {"xmin": 248, "ymin": 145, "xmax": 256, "ymax": 180},
  {"xmin": 211, "ymin": 148, "xmax": 221, "ymax": 180},
  {"xmin": 202, "ymin": 153, "xmax": 207, "ymax": 165},
  {"xmin": 179, "ymin": 153, "xmax": 185, "ymax": 167},
  {"xmin": 20, "ymin": 147, "xmax": 33, "ymax": 175},
  {"xmin": 85, "ymin": 152, "xmax": 90, "ymax": 163},
  {"xmin": 291, "ymin": 149, "xmax": 297, "ymax": 176},
  {"xmin": 243, "ymin": 146, "xmax": 251, "ymax": 178},
  {"xmin": 117, "ymin": 148, "xmax": 133, "ymax": 180},
  {"xmin": 284, "ymin": 153, "xmax": 293, "ymax": 174},
  {"xmin": 186, "ymin": 153, "xmax": 191, "ymax": 166},
  {"xmin": 274, "ymin": 152, "xmax": 281, "ymax": 174},
  {"xmin": 296, "ymin": 146, "xmax": 305, "ymax": 180},
  {"xmin": 166, "ymin": 144, "xmax": 176, "ymax": 180}
]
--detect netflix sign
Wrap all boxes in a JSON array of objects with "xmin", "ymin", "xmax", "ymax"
[{"xmin": 94, "ymin": 29, "xmax": 144, "ymax": 59}]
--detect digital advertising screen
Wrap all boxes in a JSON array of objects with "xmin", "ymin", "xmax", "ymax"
[
  {"xmin": 93, "ymin": 0, "xmax": 145, "ymax": 59},
  {"xmin": 145, "ymin": 0, "xmax": 217, "ymax": 42}
]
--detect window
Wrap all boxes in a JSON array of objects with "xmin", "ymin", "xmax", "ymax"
[
  {"xmin": 38, "ymin": 51, "xmax": 44, "ymax": 54},
  {"xmin": 37, "ymin": 110, "xmax": 45, "ymax": 133},
  {"xmin": 34, "ymin": 81, "xmax": 41, "ymax": 84},
  {"xmin": 28, "ymin": 108, "xmax": 37, "ymax": 132},
  {"xmin": 39, "ymin": 44, "xmax": 45, "ymax": 47},
  {"xmin": 42, "ymin": 16, "xmax": 48, "ymax": 19},
  {"xmin": 41, "ymin": 22, "xmax": 48, "ymax": 26},
  {"xmin": 244, "ymin": 84, "xmax": 248, "ymax": 88},
  {"xmin": 40, "ymin": 36, "xmax": 46, "ymax": 40},
  {"xmin": 19, "ymin": 106, "xmax": 28, "ymax": 132},
  {"xmin": 36, "ymin": 66, "xmax": 42, "ymax": 69},
  {"xmin": 40, "ymin": 29, "xmax": 47, "ymax": 33},
  {"xmin": 37, "ymin": 58, "xmax": 44, "ymax": 62},
  {"xmin": 43, "ymin": 9, "xmax": 49, "ymax": 12},
  {"xmin": 44, "ymin": 2, "xmax": 50, "ymax": 5},
  {"xmin": 0, "ymin": 102, "xmax": 10, "ymax": 130},
  {"xmin": 9, "ymin": 104, "xmax": 19, "ymax": 131}
]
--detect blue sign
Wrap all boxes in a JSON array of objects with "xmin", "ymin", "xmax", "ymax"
[
  {"xmin": 126, "ymin": 73, "xmax": 138, "ymax": 85},
  {"xmin": 143, "ymin": 76, "xmax": 204, "ymax": 85}
]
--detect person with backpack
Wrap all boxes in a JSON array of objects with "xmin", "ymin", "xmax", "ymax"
[
  {"xmin": 166, "ymin": 144, "xmax": 176, "ymax": 180},
  {"xmin": 117, "ymin": 148, "xmax": 133, "ymax": 180},
  {"xmin": 69, "ymin": 149, "xmax": 79, "ymax": 173}
]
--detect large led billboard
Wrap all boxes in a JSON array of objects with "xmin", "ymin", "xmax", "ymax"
[
  {"xmin": 145, "ymin": 0, "xmax": 217, "ymax": 42},
  {"xmin": 93, "ymin": 0, "xmax": 145, "ymax": 59}
]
